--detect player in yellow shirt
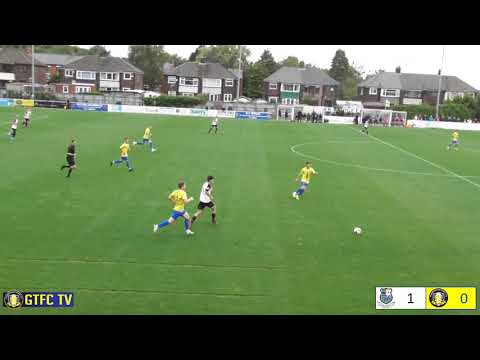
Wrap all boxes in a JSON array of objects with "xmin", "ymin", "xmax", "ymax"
[
  {"xmin": 447, "ymin": 130, "xmax": 460, "ymax": 151},
  {"xmin": 292, "ymin": 161, "xmax": 317, "ymax": 200},
  {"xmin": 133, "ymin": 126, "xmax": 156, "ymax": 152},
  {"xmin": 154, "ymin": 181, "xmax": 195, "ymax": 235},
  {"xmin": 111, "ymin": 137, "xmax": 133, "ymax": 172}
]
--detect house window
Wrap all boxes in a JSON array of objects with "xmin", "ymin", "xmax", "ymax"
[
  {"xmin": 223, "ymin": 93, "xmax": 233, "ymax": 102},
  {"xmin": 63, "ymin": 85, "xmax": 69, "ymax": 94},
  {"xmin": 123, "ymin": 73, "xmax": 132, "ymax": 80},
  {"xmin": 269, "ymin": 83, "xmax": 277, "ymax": 90},
  {"xmin": 100, "ymin": 72, "xmax": 119, "ymax": 81},
  {"xmin": 182, "ymin": 93, "xmax": 195, "ymax": 97},
  {"xmin": 404, "ymin": 90, "xmax": 422, "ymax": 99},
  {"xmin": 268, "ymin": 97, "xmax": 278, "ymax": 104},
  {"xmin": 180, "ymin": 77, "xmax": 198, "ymax": 86},
  {"xmin": 203, "ymin": 78, "xmax": 222, "ymax": 87},
  {"xmin": 369, "ymin": 88, "xmax": 377, "ymax": 95},
  {"xmin": 381, "ymin": 89, "xmax": 400, "ymax": 97},
  {"xmin": 100, "ymin": 87, "xmax": 120, "ymax": 92},
  {"xmin": 65, "ymin": 69, "xmax": 74, "ymax": 77},
  {"xmin": 225, "ymin": 79, "xmax": 234, "ymax": 87},
  {"xmin": 281, "ymin": 83, "xmax": 300, "ymax": 92},
  {"xmin": 75, "ymin": 86, "xmax": 92, "ymax": 94},
  {"xmin": 76, "ymin": 71, "xmax": 96, "ymax": 80},
  {"xmin": 281, "ymin": 98, "xmax": 296, "ymax": 105},
  {"xmin": 360, "ymin": 88, "xmax": 364, "ymax": 95},
  {"xmin": 168, "ymin": 90, "xmax": 176, "ymax": 96},
  {"xmin": 168, "ymin": 76, "xmax": 177, "ymax": 84}
]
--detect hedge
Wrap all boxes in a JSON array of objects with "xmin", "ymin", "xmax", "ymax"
[{"xmin": 144, "ymin": 95, "xmax": 208, "ymax": 108}]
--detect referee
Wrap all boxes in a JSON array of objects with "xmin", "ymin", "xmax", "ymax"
[{"xmin": 61, "ymin": 139, "xmax": 77, "ymax": 178}]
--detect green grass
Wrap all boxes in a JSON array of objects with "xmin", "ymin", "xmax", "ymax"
[{"xmin": 1, "ymin": 107, "xmax": 480, "ymax": 314}]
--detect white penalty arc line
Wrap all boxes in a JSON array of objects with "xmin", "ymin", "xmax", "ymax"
[
  {"xmin": 290, "ymin": 142, "xmax": 480, "ymax": 179},
  {"xmin": 351, "ymin": 128, "xmax": 480, "ymax": 190}
]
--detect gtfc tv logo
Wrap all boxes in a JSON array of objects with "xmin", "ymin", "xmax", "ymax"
[{"xmin": 3, "ymin": 290, "xmax": 74, "ymax": 309}]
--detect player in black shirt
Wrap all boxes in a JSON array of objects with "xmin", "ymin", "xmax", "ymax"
[{"xmin": 60, "ymin": 139, "xmax": 77, "ymax": 178}]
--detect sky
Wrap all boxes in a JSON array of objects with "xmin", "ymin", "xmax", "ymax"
[{"xmin": 78, "ymin": 45, "xmax": 480, "ymax": 89}]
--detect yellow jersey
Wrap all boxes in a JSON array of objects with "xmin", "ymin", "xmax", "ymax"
[
  {"xmin": 299, "ymin": 166, "xmax": 316, "ymax": 183},
  {"xmin": 144, "ymin": 128, "xmax": 152, "ymax": 139},
  {"xmin": 120, "ymin": 142, "xmax": 130, "ymax": 157},
  {"xmin": 452, "ymin": 131, "xmax": 459, "ymax": 141},
  {"xmin": 169, "ymin": 189, "xmax": 188, "ymax": 212}
]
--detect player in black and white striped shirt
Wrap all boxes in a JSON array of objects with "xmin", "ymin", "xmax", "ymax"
[
  {"xmin": 208, "ymin": 117, "xmax": 219, "ymax": 134},
  {"xmin": 189, "ymin": 175, "xmax": 216, "ymax": 229}
]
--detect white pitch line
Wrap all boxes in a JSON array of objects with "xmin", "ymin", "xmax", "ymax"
[{"xmin": 353, "ymin": 128, "xmax": 480, "ymax": 191}]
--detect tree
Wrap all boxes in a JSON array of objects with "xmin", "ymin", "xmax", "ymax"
[
  {"xmin": 188, "ymin": 45, "xmax": 205, "ymax": 61},
  {"xmin": 329, "ymin": 49, "xmax": 351, "ymax": 83},
  {"xmin": 243, "ymin": 50, "xmax": 280, "ymax": 99},
  {"xmin": 280, "ymin": 56, "xmax": 301, "ymax": 67},
  {"xmin": 329, "ymin": 49, "xmax": 363, "ymax": 100},
  {"xmin": 166, "ymin": 53, "xmax": 186, "ymax": 66},
  {"xmin": 195, "ymin": 45, "xmax": 251, "ymax": 68},
  {"xmin": 128, "ymin": 45, "xmax": 169, "ymax": 90},
  {"xmin": 88, "ymin": 45, "xmax": 110, "ymax": 56}
]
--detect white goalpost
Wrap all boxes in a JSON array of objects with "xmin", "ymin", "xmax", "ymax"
[
  {"xmin": 276, "ymin": 104, "xmax": 326, "ymax": 122},
  {"xmin": 359, "ymin": 109, "xmax": 407, "ymax": 127}
]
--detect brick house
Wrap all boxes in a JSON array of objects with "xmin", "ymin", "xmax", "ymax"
[
  {"xmin": 264, "ymin": 66, "xmax": 339, "ymax": 106},
  {"xmin": 53, "ymin": 55, "xmax": 144, "ymax": 95},
  {"xmin": 161, "ymin": 62, "xmax": 242, "ymax": 102},
  {"xmin": 0, "ymin": 47, "xmax": 48, "ymax": 88},
  {"xmin": 357, "ymin": 72, "xmax": 478, "ymax": 108},
  {"xmin": 34, "ymin": 53, "xmax": 84, "ymax": 83}
]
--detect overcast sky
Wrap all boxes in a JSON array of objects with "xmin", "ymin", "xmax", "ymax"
[{"xmin": 78, "ymin": 45, "xmax": 480, "ymax": 89}]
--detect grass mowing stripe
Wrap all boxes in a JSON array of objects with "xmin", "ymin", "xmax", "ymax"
[{"xmin": 352, "ymin": 127, "xmax": 480, "ymax": 191}]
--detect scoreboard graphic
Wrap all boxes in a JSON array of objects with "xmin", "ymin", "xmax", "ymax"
[{"xmin": 376, "ymin": 287, "xmax": 476, "ymax": 310}]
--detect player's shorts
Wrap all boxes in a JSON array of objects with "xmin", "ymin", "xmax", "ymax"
[
  {"xmin": 300, "ymin": 181, "xmax": 309, "ymax": 188},
  {"xmin": 171, "ymin": 210, "xmax": 187, "ymax": 220},
  {"xmin": 121, "ymin": 156, "xmax": 128, "ymax": 161},
  {"xmin": 66, "ymin": 156, "xmax": 75, "ymax": 166},
  {"xmin": 11, "ymin": 128, "xmax": 16, "ymax": 136},
  {"xmin": 211, "ymin": 124, "xmax": 218, "ymax": 128},
  {"xmin": 142, "ymin": 138, "xmax": 151, "ymax": 144},
  {"xmin": 198, "ymin": 201, "xmax": 215, "ymax": 210},
  {"xmin": 452, "ymin": 140, "xmax": 459, "ymax": 144}
]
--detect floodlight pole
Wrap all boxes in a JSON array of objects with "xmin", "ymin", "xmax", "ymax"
[
  {"xmin": 435, "ymin": 45, "xmax": 445, "ymax": 120},
  {"xmin": 236, "ymin": 45, "xmax": 242, "ymax": 100},
  {"xmin": 31, "ymin": 44, "xmax": 35, "ymax": 100}
]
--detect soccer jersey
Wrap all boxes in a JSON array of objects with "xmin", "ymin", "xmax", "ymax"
[
  {"xmin": 25, "ymin": 111, "xmax": 31, "ymax": 119},
  {"xmin": 11, "ymin": 119, "xmax": 18, "ymax": 129},
  {"xmin": 212, "ymin": 118, "xmax": 218, "ymax": 126},
  {"xmin": 144, "ymin": 128, "xmax": 151, "ymax": 139},
  {"xmin": 452, "ymin": 131, "xmax": 459, "ymax": 141},
  {"xmin": 199, "ymin": 182, "xmax": 212, "ymax": 203},
  {"xmin": 67, "ymin": 144, "xmax": 76, "ymax": 157},
  {"xmin": 364, "ymin": 120, "xmax": 369, "ymax": 127},
  {"xmin": 299, "ymin": 167, "xmax": 316, "ymax": 183},
  {"xmin": 170, "ymin": 189, "xmax": 188, "ymax": 211},
  {"xmin": 120, "ymin": 142, "xmax": 130, "ymax": 157}
]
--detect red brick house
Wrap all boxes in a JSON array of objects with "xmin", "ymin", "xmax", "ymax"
[
  {"xmin": 52, "ymin": 55, "xmax": 144, "ymax": 95},
  {"xmin": 161, "ymin": 62, "xmax": 242, "ymax": 102},
  {"xmin": 264, "ymin": 66, "xmax": 339, "ymax": 106},
  {"xmin": 0, "ymin": 47, "xmax": 48, "ymax": 88}
]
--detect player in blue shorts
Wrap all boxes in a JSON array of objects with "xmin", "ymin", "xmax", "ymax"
[
  {"xmin": 154, "ymin": 181, "xmax": 195, "ymax": 235},
  {"xmin": 292, "ymin": 162, "xmax": 317, "ymax": 200},
  {"xmin": 111, "ymin": 137, "xmax": 133, "ymax": 172},
  {"xmin": 133, "ymin": 126, "xmax": 156, "ymax": 152}
]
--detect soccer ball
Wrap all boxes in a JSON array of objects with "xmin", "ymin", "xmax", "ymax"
[
  {"xmin": 353, "ymin": 227, "xmax": 363, "ymax": 235},
  {"xmin": 132, "ymin": 141, "xmax": 137, "ymax": 145}
]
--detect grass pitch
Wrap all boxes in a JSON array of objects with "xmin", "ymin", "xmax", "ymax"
[{"xmin": 1, "ymin": 107, "xmax": 479, "ymax": 314}]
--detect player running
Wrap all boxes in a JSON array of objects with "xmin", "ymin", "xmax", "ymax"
[
  {"xmin": 190, "ymin": 175, "xmax": 217, "ymax": 229},
  {"xmin": 154, "ymin": 181, "xmax": 195, "ymax": 235},
  {"xmin": 23, "ymin": 109, "xmax": 32, "ymax": 128},
  {"xmin": 9, "ymin": 116, "xmax": 19, "ymax": 140},
  {"xmin": 111, "ymin": 137, "xmax": 134, "ymax": 172},
  {"xmin": 292, "ymin": 162, "xmax": 317, "ymax": 200},
  {"xmin": 133, "ymin": 126, "xmax": 156, "ymax": 152},
  {"xmin": 60, "ymin": 139, "xmax": 77, "ymax": 178},
  {"xmin": 447, "ymin": 130, "xmax": 460, "ymax": 151},
  {"xmin": 362, "ymin": 118, "xmax": 369, "ymax": 135},
  {"xmin": 208, "ymin": 116, "xmax": 219, "ymax": 134}
]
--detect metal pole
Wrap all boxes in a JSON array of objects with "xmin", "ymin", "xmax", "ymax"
[
  {"xmin": 236, "ymin": 46, "xmax": 242, "ymax": 100},
  {"xmin": 435, "ymin": 45, "xmax": 445, "ymax": 120},
  {"xmin": 31, "ymin": 45, "xmax": 35, "ymax": 100}
]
